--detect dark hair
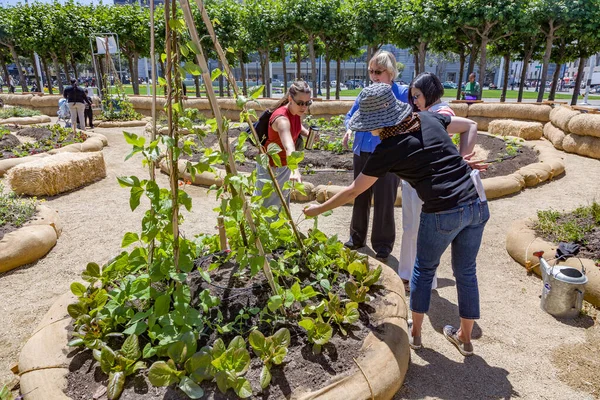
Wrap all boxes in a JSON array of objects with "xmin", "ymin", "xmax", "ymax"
[
  {"xmin": 271, "ymin": 79, "xmax": 311, "ymax": 111},
  {"xmin": 70, "ymin": 78, "xmax": 77, "ymax": 85},
  {"xmin": 408, "ymin": 72, "xmax": 444, "ymax": 111}
]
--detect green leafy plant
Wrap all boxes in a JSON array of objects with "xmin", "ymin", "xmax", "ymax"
[
  {"xmin": 0, "ymin": 385, "xmax": 14, "ymax": 400},
  {"xmin": 344, "ymin": 259, "xmax": 382, "ymax": 303},
  {"xmin": 92, "ymin": 335, "xmax": 145, "ymax": 400},
  {"xmin": 0, "ymin": 106, "xmax": 41, "ymax": 119},
  {"xmin": 0, "ymin": 183, "xmax": 38, "ymax": 228},
  {"xmin": 299, "ymin": 301, "xmax": 333, "ymax": 354},
  {"xmin": 248, "ymin": 328, "xmax": 290, "ymax": 389}
]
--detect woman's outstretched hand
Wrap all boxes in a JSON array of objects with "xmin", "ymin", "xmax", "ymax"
[
  {"xmin": 303, "ymin": 204, "xmax": 321, "ymax": 217},
  {"xmin": 463, "ymin": 152, "xmax": 488, "ymax": 171}
]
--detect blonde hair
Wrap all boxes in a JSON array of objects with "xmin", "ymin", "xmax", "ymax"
[
  {"xmin": 271, "ymin": 79, "xmax": 311, "ymax": 110},
  {"xmin": 370, "ymin": 50, "xmax": 398, "ymax": 80}
]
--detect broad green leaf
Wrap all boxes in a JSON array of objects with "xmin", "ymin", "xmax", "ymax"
[
  {"xmin": 124, "ymin": 132, "xmax": 145, "ymax": 147},
  {"xmin": 284, "ymin": 290, "xmax": 295, "ymax": 308},
  {"xmin": 143, "ymin": 343, "xmax": 157, "ymax": 359},
  {"xmin": 267, "ymin": 295, "xmax": 283, "ymax": 312},
  {"xmin": 273, "ymin": 328, "xmax": 291, "ymax": 348},
  {"xmin": 178, "ymin": 376, "xmax": 204, "ymax": 399},
  {"xmin": 313, "ymin": 322, "xmax": 333, "ymax": 345},
  {"xmin": 234, "ymin": 377, "xmax": 253, "ymax": 398},
  {"xmin": 298, "ymin": 318, "xmax": 314, "ymax": 332},
  {"xmin": 215, "ymin": 371, "xmax": 228, "ymax": 394},
  {"xmin": 154, "ymin": 294, "xmax": 170, "ymax": 317},
  {"xmin": 122, "ymin": 320, "xmax": 147, "ymax": 336},
  {"xmin": 70, "ymin": 282, "xmax": 86, "ymax": 297},
  {"xmin": 228, "ymin": 336, "xmax": 246, "ymax": 352},
  {"xmin": 148, "ymin": 361, "xmax": 179, "ymax": 387},
  {"xmin": 344, "ymin": 303, "xmax": 360, "ymax": 325},
  {"xmin": 168, "ymin": 341, "xmax": 186, "ymax": 365},
  {"xmin": 319, "ymin": 279, "xmax": 331, "ymax": 292},
  {"xmin": 232, "ymin": 348, "xmax": 250, "ymax": 374},
  {"xmin": 185, "ymin": 350, "xmax": 212, "ymax": 375},
  {"xmin": 107, "ymin": 371, "xmax": 125, "ymax": 400},
  {"xmin": 121, "ymin": 232, "xmax": 139, "ymax": 248},
  {"xmin": 68, "ymin": 338, "xmax": 84, "ymax": 347},
  {"xmin": 286, "ymin": 151, "xmax": 304, "ymax": 170},
  {"xmin": 347, "ymin": 260, "xmax": 367, "ymax": 277},
  {"xmin": 290, "ymin": 282, "xmax": 302, "ymax": 300},
  {"xmin": 67, "ymin": 303, "xmax": 86, "ymax": 319},
  {"xmin": 100, "ymin": 346, "xmax": 116, "ymax": 374},
  {"xmin": 129, "ymin": 186, "xmax": 144, "ymax": 211},
  {"xmin": 82, "ymin": 263, "xmax": 101, "ymax": 282},
  {"xmin": 212, "ymin": 338, "xmax": 226, "ymax": 358},
  {"xmin": 120, "ymin": 335, "xmax": 141, "ymax": 361},
  {"xmin": 271, "ymin": 346, "xmax": 288, "ymax": 365},
  {"xmin": 248, "ymin": 330, "xmax": 266, "ymax": 353},
  {"xmin": 260, "ymin": 364, "xmax": 271, "ymax": 389},
  {"xmin": 250, "ymin": 85, "xmax": 264, "ymax": 99},
  {"xmin": 211, "ymin": 68, "xmax": 222, "ymax": 81},
  {"xmin": 179, "ymin": 331, "xmax": 198, "ymax": 362}
]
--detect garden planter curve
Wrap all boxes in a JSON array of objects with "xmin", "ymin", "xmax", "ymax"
[
  {"xmin": 17, "ymin": 258, "xmax": 409, "ymax": 400},
  {"xmin": 0, "ymin": 115, "xmax": 52, "ymax": 126},
  {"xmin": 0, "ymin": 205, "xmax": 61, "ymax": 273},
  {"xmin": 506, "ymin": 218, "xmax": 600, "ymax": 308}
]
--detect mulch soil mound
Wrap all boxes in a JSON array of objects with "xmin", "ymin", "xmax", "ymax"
[
  {"xmin": 66, "ymin": 252, "xmax": 384, "ymax": 399},
  {"xmin": 0, "ymin": 126, "xmax": 87, "ymax": 159},
  {"xmin": 534, "ymin": 215, "xmax": 600, "ymax": 265},
  {"xmin": 181, "ymin": 130, "xmax": 538, "ymax": 188}
]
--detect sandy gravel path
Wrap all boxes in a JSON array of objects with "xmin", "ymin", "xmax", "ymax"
[{"xmin": 1, "ymin": 124, "xmax": 599, "ymax": 399}]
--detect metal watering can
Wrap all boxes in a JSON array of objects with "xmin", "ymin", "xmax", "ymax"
[{"xmin": 533, "ymin": 251, "xmax": 588, "ymax": 319}]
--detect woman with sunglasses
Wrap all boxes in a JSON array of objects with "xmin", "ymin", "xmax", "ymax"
[
  {"xmin": 254, "ymin": 79, "xmax": 312, "ymax": 209},
  {"xmin": 341, "ymin": 50, "xmax": 409, "ymax": 260},
  {"xmin": 398, "ymin": 72, "xmax": 458, "ymax": 291},
  {"xmin": 304, "ymin": 83, "xmax": 489, "ymax": 357}
]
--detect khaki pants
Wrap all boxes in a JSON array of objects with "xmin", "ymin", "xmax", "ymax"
[{"xmin": 68, "ymin": 102, "xmax": 85, "ymax": 130}]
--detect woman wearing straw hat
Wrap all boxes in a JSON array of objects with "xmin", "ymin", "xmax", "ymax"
[{"xmin": 304, "ymin": 83, "xmax": 489, "ymax": 357}]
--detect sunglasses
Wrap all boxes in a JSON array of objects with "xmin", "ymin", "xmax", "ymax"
[
  {"xmin": 369, "ymin": 69, "xmax": 385, "ymax": 75},
  {"xmin": 292, "ymin": 97, "xmax": 313, "ymax": 107}
]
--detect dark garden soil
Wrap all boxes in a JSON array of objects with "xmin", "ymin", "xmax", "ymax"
[
  {"xmin": 534, "ymin": 214, "xmax": 600, "ymax": 265},
  {"xmin": 181, "ymin": 130, "xmax": 538, "ymax": 188},
  {"xmin": 66, "ymin": 252, "xmax": 384, "ymax": 399},
  {"xmin": 0, "ymin": 125, "xmax": 87, "ymax": 159}
]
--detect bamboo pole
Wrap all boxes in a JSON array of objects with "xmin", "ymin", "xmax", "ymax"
[
  {"xmin": 191, "ymin": 0, "xmax": 305, "ymax": 251},
  {"xmin": 178, "ymin": 0, "xmax": 277, "ymax": 294}
]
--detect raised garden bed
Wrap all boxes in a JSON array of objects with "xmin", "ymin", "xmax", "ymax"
[
  {"xmin": 0, "ymin": 125, "xmax": 87, "ymax": 159},
  {"xmin": 506, "ymin": 203, "xmax": 600, "ymax": 308},
  {"xmin": 167, "ymin": 121, "xmax": 564, "ymax": 202},
  {"xmin": 18, "ymin": 254, "xmax": 408, "ymax": 400}
]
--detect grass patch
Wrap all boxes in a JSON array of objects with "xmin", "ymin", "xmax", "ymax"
[
  {"xmin": 535, "ymin": 202, "xmax": 600, "ymax": 244},
  {"xmin": 0, "ymin": 107, "xmax": 41, "ymax": 119},
  {"xmin": 0, "ymin": 183, "xmax": 38, "ymax": 228}
]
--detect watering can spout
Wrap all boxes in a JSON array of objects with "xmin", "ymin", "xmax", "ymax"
[{"xmin": 533, "ymin": 250, "xmax": 552, "ymax": 279}]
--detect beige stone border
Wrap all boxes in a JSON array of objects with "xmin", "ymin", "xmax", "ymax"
[
  {"xmin": 17, "ymin": 258, "xmax": 408, "ymax": 400},
  {"xmin": 0, "ymin": 205, "xmax": 61, "ymax": 273},
  {"xmin": 159, "ymin": 159, "xmax": 316, "ymax": 203},
  {"xmin": 545, "ymin": 105, "xmax": 600, "ymax": 159},
  {"xmin": 0, "ymin": 115, "xmax": 52, "ymax": 125},
  {"xmin": 506, "ymin": 218, "xmax": 600, "ymax": 308},
  {"xmin": 95, "ymin": 119, "xmax": 149, "ymax": 128},
  {"xmin": 161, "ymin": 136, "xmax": 565, "ymax": 204},
  {"xmin": 0, "ymin": 132, "xmax": 108, "ymax": 177}
]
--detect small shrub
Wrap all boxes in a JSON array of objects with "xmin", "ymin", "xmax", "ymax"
[
  {"xmin": 535, "ymin": 202, "xmax": 600, "ymax": 244},
  {"xmin": 0, "ymin": 107, "xmax": 41, "ymax": 119},
  {"xmin": 0, "ymin": 183, "xmax": 38, "ymax": 228}
]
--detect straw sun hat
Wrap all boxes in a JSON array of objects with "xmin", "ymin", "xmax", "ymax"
[{"xmin": 348, "ymin": 83, "xmax": 413, "ymax": 132}]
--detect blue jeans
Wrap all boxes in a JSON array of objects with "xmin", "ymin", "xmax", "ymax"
[{"xmin": 410, "ymin": 198, "xmax": 490, "ymax": 319}]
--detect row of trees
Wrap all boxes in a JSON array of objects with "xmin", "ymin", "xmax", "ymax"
[{"xmin": 1, "ymin": 0, "xmax": 600, "ymax": 102}]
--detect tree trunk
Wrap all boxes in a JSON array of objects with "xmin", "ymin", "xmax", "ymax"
[
  {"xmin": 281, "ymin": 38, "xmax": 288, "ymax": 91},
  {"xmin": 265, "ymin": 49, "xmax": 271, "ymax": 97},
  {"xmin": 30, "ymin": 54, "xmax": 41, "ymax": 92},
  {"xmin": 41, "ymin": 56, "xmax": 53, "ymax": 94},
  {"xmin": 537, "ymin": 24, "xmax": 556, "ymax": 102},
  {"xmin": 418, "ymin": 41, "xmax": 427, "ymax": 76},
  {"xmin": 9, "ymin": 45, "xmax": 28, "ymax": 93},
  {"xmin": 457, "ymin": 52, "xmax": 465, "ymax": 100},
  {"xmin": 467, "ymin": 44, "xmax": 477, "ymax": 76},
  {"xmin": 132, "ymin": 54, "xmax": 140, "ymax": 95},
  {"xmin": 194, "ymin": 75, "xmax": 201, "ymax": 97},
  {"xmin": 571, "ymin": 56, "xmax": 586, "ymax": 106},
  {"xmin": 158, "ymin": 59, "xmax": 165, "ymax": 78},
  {"xmin": 61, "ymin": 53, "xmax": 71, "ymax": 83},
  {"xmin": 308, "ymin": 36, "xmax": 317, "ymax": 97},
  {"xmin": 549, "ymin": 63, "xmax": 561, "ymax": 101},
  {"xmin": 335, "ymin": 59, "xmax": 341, "ymax": 100},
  {"xmin": 70, "ymin": 53, "xmax": 79, "ymax": 80},
  {"xmin": 218, "ymin": 59, "xmax": 224, "ymax": 97},
  {"xmin": 259, "ymin": 51, "xmax": 267, "ymax": 98},
  {"xmin": 500, "ymin": 53, "xmax": 510, "ymax": 102},
  {"xmin": 51, "ymin": 53, "xmax": 64, "ymax": 93},
  {"xmin": 296, "ymin": 45, "xmax": 301, "ymax": 78},
  {"xmin": 413, "ymin": 48, "xmax": 420, "ymax": 76},
  {"xmin": 0, "ymin": 55, "xmax": 8, "ymax": 93},
  {"xmin": 477, "ymin": 36, "xmax": 488, "ymax": 99},
  {"xmin": 239, "ymin": 52, "xmax": 247, "ymax": 96},
  {"xmin": 518, "ymin": 45, "xmax": 534, "ymax": 102},
  {"xmin": 126, "ymin": 56, "xmax": 136, "ymax": 94},
  {"xmin": 325, "ymin": 53, "xmax": 331, "ymax": 100}
]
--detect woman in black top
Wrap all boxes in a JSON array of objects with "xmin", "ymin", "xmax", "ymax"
[{"xmin": 304, "ymin": 83, "xmax": 489, "ymax": 356}]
